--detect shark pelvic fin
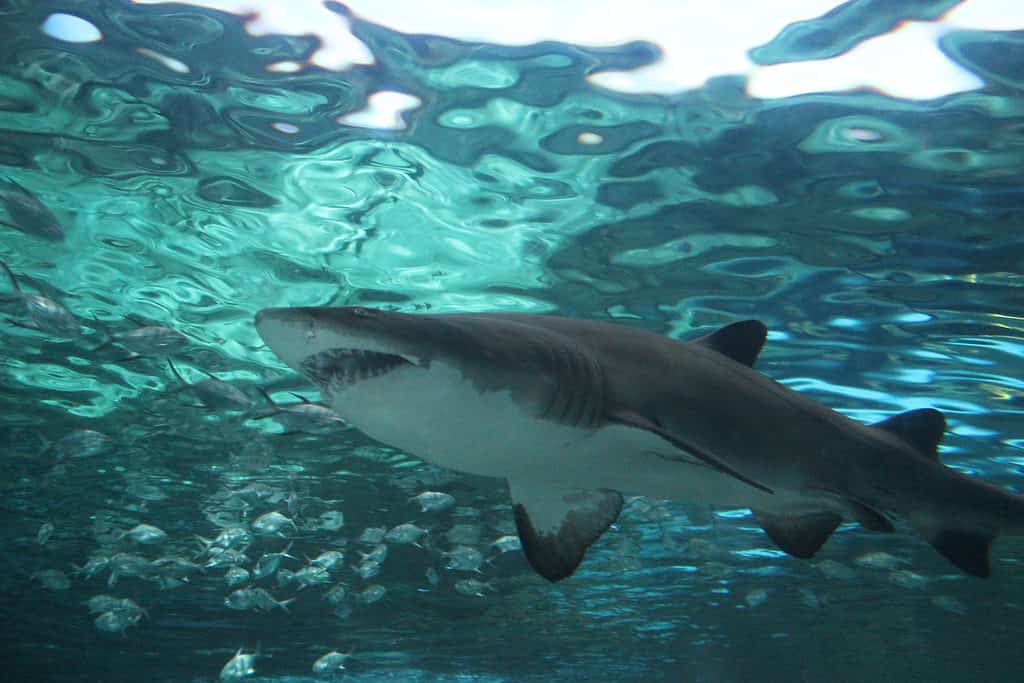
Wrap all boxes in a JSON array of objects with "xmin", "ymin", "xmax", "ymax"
[
  {"xmin": 872, "ymin": 408, "xmax": 946, "ymax": 459},
  {"xmin": 753, "ymin": 509, "xmax": 843, "ymax": 559},
  {"xmin": 929, "ymin": 529, "xmax": 993, "ymax": 578},
  {"xmin": 509, "ymin": 479, "xmax": 622, "ymax": 582},
  {"xmin": 607, "ymin": 409, "xmax": 773, "ymax": 494},
  {"xmin": 913, "ymin": 523, "xmax": 994, "ymax": 578},
  {"xmin": 693, "ymin": 319, "xmax": 767, "ymax": 368}
]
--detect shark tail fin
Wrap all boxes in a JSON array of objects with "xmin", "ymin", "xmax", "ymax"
[{"xmin": 873, "ymin": 407, "xmax": 1004, "ymax": 578}]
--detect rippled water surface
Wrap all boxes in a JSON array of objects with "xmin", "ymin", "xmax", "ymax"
[{"xmin": 2, "ymin": 1, "xmax": 1024, "ymax": 681}]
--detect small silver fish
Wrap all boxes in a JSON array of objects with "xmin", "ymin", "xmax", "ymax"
[
  {"xmin": 426, "ymin": 567, "xmax": 440, "ymax": 586},
  {"xmin": 354, "ymin": 584, "xmax": 386, "ymax": 605},
  {"xmin": 1, "ymin": 260, "xmax": 78, "ymax": 336},
  {"xmin": 251, "ymin": 511, "xmax": 296, "ymax": 536},
  {"xmin": 316, "ymin": 510, "xmax": 345, "ymax": 531},
  {"xmin": 205, "ymin": 549, "xmax": 250, "ymax": 569},
  {"xmin": 93, "ymin": 599, "xmax": 146, "ymax": 635},
  {"xmin": 220, "ymin": 648, "xmax": 258, "ymax": 681},
  {"xmin": 225, "ymin": 587, "xmax": 292, "ymax": 612},
  {"xmin": 359, "ymin": 544, "xmax": 388, "ymax": 565},
  {"xmin": 309, "ymin": 550, "xmax": 345, "ymax": 571},
  {"xmin": 384, "ymin": 523, "xmax": 427, "ymax": 546},
  {"xmin": 815, "ymin": 559, "xmax": 856, "ymax": 580},
  {"xmin": 889, "ymin": 569, "xmax": 929, "ymax": 591},
  {"xmin": 49, "ymin": 429, "xmax": 111, "ymax": 460},
  {"xmin": 75, "ymin": 554, "xmax": 110, "ymax": 579},
  {"xmin": 357, "ymin": 527, "xmax": 386, "ymax": 544},
  {"xmin": 114, "ymin": 325, "xmax": 188, "ymax": 356},
  {"xmin": 409, "ymin": 491, "xmax": 455, "ymax": 513},
  {"xmin": 224, "ymin": 566, "xmax": 250, "ymax": 587},
  {"xmin": 0, "ymin": 178, "xmax": 64, "ymax": 241},
  {"xmin": 855, "ymin": 551, "xmax": 905, "ymax": 571},
  {"xmin": 324, "ymin": 583, "xmax": 348, "ymax": 606},
  {"xmin": 443, "ymin": 546, "xmax": 484, "ymax": 573},
  {"xmin": 292, "ymin": 564, "xmax": 331, "ymax": 590},
  {"xmin": 312, "ymin": 650, "xmax": 351, "ymax": 673},
  {"xmin": 167, "ymin": 359, "xmax": 252, "ymax": 411},
  {"xmin": 254, "ymin": 389, "xmax": 347, "ymax": 434},
  {"xmin": 454, "ymin": 578, "xmax": 495, "ymax": 597},
  {"xmin": 124, "ymin": 524, "xmax": 168, "ymax": 545},
  {"xmin": 36, "ymin": 522, "xmax": 54, "ymax": 546},
  {"xmin": 352, "ymin": 559, "xmax": 381, "ymax": 580},
  {"xmin": 489, "ymin": 535, "xmax": 522, "ymax": 554},
  {"xmin": 744, "ymin": 588, "xmax": 769, "ymax": 608},
  {"xmin": 252, "ymin": 544, "xmax": 294, "ymax": 579}
]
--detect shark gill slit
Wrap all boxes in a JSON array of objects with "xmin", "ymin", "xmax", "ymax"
[{"xmin": 542, "ymin": 343, "xmax": 603, "ymax": 428}]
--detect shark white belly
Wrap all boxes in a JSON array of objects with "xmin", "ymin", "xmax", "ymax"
[{"xmin": 326, "ymin": 358, "xmax": 774, "ymax": 507}]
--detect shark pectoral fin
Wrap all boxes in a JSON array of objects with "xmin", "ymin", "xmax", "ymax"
[
  {"xmin": 693, "ymin": 319, "xmax": 767, "ymax": 368},
  {"xmin": 607, "ymin": 409, "xmax": 773, "ymax": 494},
  {"xmin": 753, "ymin": 509, "xmax": 842, "ymax": 559},
  {"xmin": 508, "ymin": 479, "xmax": 623, "ymax": 582}
]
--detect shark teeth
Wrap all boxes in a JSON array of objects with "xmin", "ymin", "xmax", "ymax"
[{"xmin": 300, "ymin": 348, "xmax": 410, "ymax": 389}]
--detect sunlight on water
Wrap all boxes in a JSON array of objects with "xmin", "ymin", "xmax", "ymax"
[{"xmin": 1, "ymin": 0, "xmax": 1023, "ymax": 681}]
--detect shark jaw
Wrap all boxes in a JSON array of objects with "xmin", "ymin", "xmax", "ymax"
[{"xmin": 256, "ymin": 306, "xmax": 1024, "ymax": 583}]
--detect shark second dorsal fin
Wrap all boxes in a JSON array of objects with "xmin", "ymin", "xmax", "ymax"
[
  {"xmin": 754, "ymin": 509, "xmax": 843, "ymax": 559},
  {"xmin": 692, "ymin": 320, "xmax": 767, "ymax": 367},
  {"xmin": 872, "ymin": 408, "xmax": 946, "ymax": 459},
  {"xmin": 508, "ymin": 479, "xmax": 622, "ymax": 582}
]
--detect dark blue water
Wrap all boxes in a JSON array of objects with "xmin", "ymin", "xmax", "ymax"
[{"xmin": 2, "ymin": 1, "xmax": 1023, "ymax": 681}]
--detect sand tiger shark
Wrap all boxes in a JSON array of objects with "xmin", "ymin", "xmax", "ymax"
[{"xmin": 255, "ymin": 306, "xmax": 1024, "ymax": 581}]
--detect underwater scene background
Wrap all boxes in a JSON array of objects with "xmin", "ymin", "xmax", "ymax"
[{"xmin": 2, "ymin": 0, "xmax": 1023, "ymax": 681}]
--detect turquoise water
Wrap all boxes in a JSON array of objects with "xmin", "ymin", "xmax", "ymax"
[{"xmin": 2, "ymin": 1, "xmax": 1024, "ymax": 681}]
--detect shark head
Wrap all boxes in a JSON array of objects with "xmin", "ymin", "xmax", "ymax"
[
  {"xmin": 255, "ymin": 306, "xmax": 427, "ymax": 388},
  {"xmin": 253, "ymin": 307, "xmax": 597, "ymax": 439}
]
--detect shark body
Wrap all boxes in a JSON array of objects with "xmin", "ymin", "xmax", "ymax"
[{"xmin": 255, "ymin": 306, "xmax": 1024, "ymax": 581}]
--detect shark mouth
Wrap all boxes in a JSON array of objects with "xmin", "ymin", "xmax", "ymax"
[{"xmin": 300, "ymin": 348, "xmax": 412, "ymax": 390}]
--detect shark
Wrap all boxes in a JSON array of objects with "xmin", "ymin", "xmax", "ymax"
[{"xmin": 255, "ymin": 306, "xmax": 1024, "ymax": 582}]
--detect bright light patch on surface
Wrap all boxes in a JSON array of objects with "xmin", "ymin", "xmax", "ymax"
[
  {"xmin": 576, "ymin": 132, "xmax": 604, "ymax": 145},
  {"xmin": 132, "ymin": 0, "xmax": 375, "ymax": 70},
  {"xmin": 266, "ymin": 61, "xmax": 303, "ymax": 73},
  {"xmin": 338, "ymin": 91, "xmax": 422, "ymax": 130},
  {"xmin": 746, "ymin": 21, "xmax": 983, "ymax": 99},
  {"xmin": 272, "ymin": 122, "xmax": 300, "ymax": 134},
  {"xmin": 136, "ymin": 47, "xmax": 190, "ymax": 74},
  {"xmin": 136, "ymin": 0, "xmax": 1024, "ymax": 98},
  {"xmin": 41, "ymin": 13, "xmax": 102, "ymax": 43}
]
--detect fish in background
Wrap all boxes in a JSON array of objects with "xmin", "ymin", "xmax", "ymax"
[
  {"xmin": 0, "ymin": 178, "xmax": 65, "ymax": 242},
  {"xmin": 0, "ymin": 260, "xmax": 80, "ymax": 337},
  {"xmin": 91, "ymin": 316, "xmax": 189, "ymax": 361},
  {"xmin": 166, "ymin": 358, "xmax": 252, "ymax": 411}
]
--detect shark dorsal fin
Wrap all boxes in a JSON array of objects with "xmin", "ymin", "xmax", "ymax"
[
  {"xmin": 693, "ymin": 320, "xmax": 767, "ymax": 367},
  {"xmin": 872, "ymin": 408, "xmax": 946, "ymax": 459}
]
